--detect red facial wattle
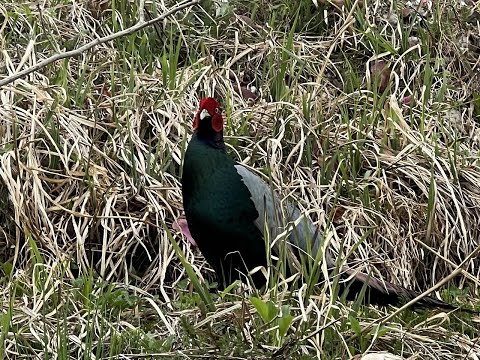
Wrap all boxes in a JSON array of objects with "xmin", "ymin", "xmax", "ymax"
[
  {"xmin": 193, "ymin": 113, "xmax": 200, "ymax": 130},
  {"xmin": 211, "ymin": 113, "xmax": 223, "ymax": 132},
  {"xmin": 193, "ymin": 97, "xmax": 223, "ymax": 132}
]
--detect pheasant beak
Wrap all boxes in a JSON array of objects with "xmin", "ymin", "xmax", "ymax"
[{"xmin": 199, "ymin": 108, "xmax": 210, "ymax": 120}]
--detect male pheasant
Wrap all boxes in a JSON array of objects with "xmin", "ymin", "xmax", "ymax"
[{"xmin": 181, "ymin": 97, "xmax": 459, "ymax": 310}]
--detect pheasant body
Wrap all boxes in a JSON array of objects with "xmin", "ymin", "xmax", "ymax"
[
  {"xmin": 180, "ymin": 97, "xmax": 465, "ymax": 311},
  {"xmin": 182, "ymin": 134, "xmax": 268, "ymax": 287}
]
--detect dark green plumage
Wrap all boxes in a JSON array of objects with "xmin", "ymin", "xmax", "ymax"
[{"xmin": 181, "ymin": 111, "xmax": 268, "ymax": 288}]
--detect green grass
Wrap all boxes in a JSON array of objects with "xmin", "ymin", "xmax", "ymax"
[{"xmin": 0, "ymin": 0, "xmax": 479, "ymax": 359}]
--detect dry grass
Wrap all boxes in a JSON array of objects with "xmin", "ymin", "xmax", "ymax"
[{"xmin": 0, "ymin": 0, "xmax": 479, "ymax": 359}]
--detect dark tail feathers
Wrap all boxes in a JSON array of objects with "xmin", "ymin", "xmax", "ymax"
[{"xmin": 339, "ymin": 268, "xmax": 476, "ymax": 313}]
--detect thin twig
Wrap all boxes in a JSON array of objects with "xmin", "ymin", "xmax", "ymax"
[
  {"xmin": 138, "ymin": 0, "xmax": 146, "ymax": 24},
  {"xmin": 0, "ymin": 0, "xmax": 199, "ymax": 87}
]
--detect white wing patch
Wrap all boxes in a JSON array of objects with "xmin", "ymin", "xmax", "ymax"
[
  {"xmin": 234, "ymin": 164, "xmax": 278, "ymax": 237},
  {"xmin": 234, "ymin": 164, "xmax": 325, "ymax": 262}
]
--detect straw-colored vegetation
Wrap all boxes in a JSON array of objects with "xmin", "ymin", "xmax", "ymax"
[{"xmin": 0, "ymin": 0, "xmax": 479, "ymax": 359}]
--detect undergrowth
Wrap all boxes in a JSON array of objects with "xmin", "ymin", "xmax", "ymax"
[{"xmin": 0, "ymin": 0, "xmax": 479, "ymax": 359}]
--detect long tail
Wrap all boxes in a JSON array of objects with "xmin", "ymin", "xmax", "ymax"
[
  {"xmin": 285, "ymin": 210, "xmax": 474, "ymax": 312},
  {"xmin": 234, "ymin": 166, "xmax": 476, "ymax": 312},
  {"xmin": 338, "ymin": 268, "xmax": 459, "ymax": 310}
]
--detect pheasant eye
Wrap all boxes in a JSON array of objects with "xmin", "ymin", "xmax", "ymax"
[{"xmin": 215, "ymin": 107, "xmax": 220, "ymax": 114}]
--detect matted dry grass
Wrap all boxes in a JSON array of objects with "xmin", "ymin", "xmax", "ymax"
[{"xmin": 0, "ymin": 0, "xmax": 479, "ymax": 359}]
